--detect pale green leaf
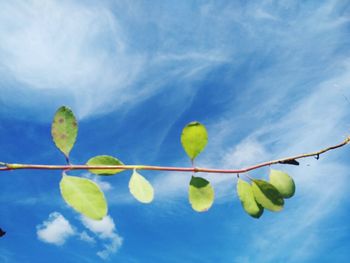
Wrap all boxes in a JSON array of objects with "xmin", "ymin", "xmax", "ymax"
[
  {"xmin": 181, "ymin": 122, "xmax": 208, "ymax": 160},
  {"xmin": 51, "ymin": 106, "xmax": 78, "ymax": 158},
  {"xmin": 87, "ymin": 155, "xmax": 124, "ymax": 175},
  {"xmin": 269, "ymin": 169, "xmax": 296, "ymax": 198},
  {"xmin": 237, "ymin": 179, "xmax": 263, "ymax": 218},
  {"xmin": 252, "ymin": 179, "xmax": 284, "ymax": 212},
  {"xmin": 189, "ymin": 176, "xmax": 214, "ymax": 212},
  {"xmin": 60, "ymin": 174, "xmax": 107, "ymax": 220},
  {"xmin": 129, "ymin": 170, "xmax": 154, "ymax": 203}
]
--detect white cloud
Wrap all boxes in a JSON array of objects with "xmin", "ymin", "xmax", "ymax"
[
  {"xmin": 223, "ymin": 138, "xmax": 268, "ymax": 168},
  {"xmin": 81, "ymin": 215, "xmax": 116, "ymax": 238},
  {"xmin": 0, "ymin": 0, "xmax": 144, "ymax": 119},
  {"xmin": 96, "ymin": 236, "xmax": 123, "ymax": 260},
  {"xmin": 37, "ymin": 212, "xmax": 123, "ymax": 259},
  {"xmin": 0, "ymin": 0, "xmax": 228, "ymax": 120},
  {"xmin": 81, "ymin": 215, "xmax": 123, "ymax": 259},
  {"xmin": 36, "ymin": 212, "xmax": 75, "ymax": 246},
  {"xmin": 79, "ymin": 231, "xmax": 95, "ymax": 244}
]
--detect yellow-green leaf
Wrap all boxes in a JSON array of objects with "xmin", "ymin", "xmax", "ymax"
[
  {"xmin": 269, "ymin": 169, "xmax": 295, "ymax": 198},
  {"xmin": 181, "ymin": 122, "xmax": 208, "ymax": 160},
  {"xmin": 129, "ymin": 170, "xmax": 154, "ymax": 203},
  {"xmin": 51, "ymin": 106, "xmax": 78, "ymax": 158},
  {"xmin": 60, "ymin": 174, "xmax": 107, "ymax": 220},
  {"xmin": 252, "ymin": 179, "xmax": 284, "ymax": 212},
  {"xmin": 87, "ymin": 155, "xmax": 124, "ymax": 175},
  {"xmin": 237, "ymin": 179, "xmax": 263, "ymax": 218},
  {"xmin": 189, "ymin": 176, "xmax": 214, "ymax": 212}
]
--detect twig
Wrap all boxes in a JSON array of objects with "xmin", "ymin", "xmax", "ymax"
[{"xmin": 1, "ymin": 136, "xmax": 349, "ymax": 174}]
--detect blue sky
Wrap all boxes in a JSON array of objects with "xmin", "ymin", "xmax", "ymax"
[{"xmin": 1, "ymin": 0, "xmax": 350, "ymax": 262}]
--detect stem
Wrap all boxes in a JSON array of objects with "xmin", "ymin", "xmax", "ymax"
[{"xmin": 1, "ymin": 136, "xmax": 349, "ymax": 174}]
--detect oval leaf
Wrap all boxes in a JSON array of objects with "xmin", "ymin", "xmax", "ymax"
[
  {"xmin": 87, "ymin": 155, "xmax": 124, "ymax": 175},
  {"xmin": 252, "ymin": 179, "xmax": 284, "ymax": 212},
  {"xmin": 60, "ymin": 174, "xmax": 107, "ymax": 220},
  {"xmin": 181, "ymin": 122, "xmax": 208, "ymax": 160},
  {"xmin": 269, "ymin": 169, "xmax": 295, "ymax": 198},
  {"xmin": 237, "ymin": 179, "xmax": 263, "ymax": 218},
  {"xmin": 129, "ymin": 170, "xmax": 154, "ymax": 203},
  {"xmin": 51, "ymin": 106, "xmax": 78, "ymax": 158},
  {"xmin": 189, "ymin": 176, "xmax": 214, "ymax": 212}
]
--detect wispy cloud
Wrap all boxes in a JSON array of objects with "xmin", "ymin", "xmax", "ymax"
[
  {"xmin": 0, "ymin": 0, "xmax": 145, "ymax": 119},
  {"xmin": 0, "ymin": 0, "xmax": 230, "ymax": 120},
  {"xmin": 148, "ymin": 1, "xmax": 350, "ymax": 261},
  {"xmin": 79, "ymin": 231, "xmax": 96, "ymax": 244},
  {"xmin": 36, "ymin": 212, "xmax": 75, "ymax": 245},
  {"xmin": 80, "ymin": 215, "xmax": 123, "ymax": 260}
]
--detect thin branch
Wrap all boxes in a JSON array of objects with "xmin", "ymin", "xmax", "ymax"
[{"xmin": 1, "ymin": 136, "xmax": 349, "ymax": 174}]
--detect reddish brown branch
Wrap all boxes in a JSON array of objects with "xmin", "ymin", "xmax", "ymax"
[{"xmin": 1, "ymin": 136, "xmax": 349, "ymax": 174}]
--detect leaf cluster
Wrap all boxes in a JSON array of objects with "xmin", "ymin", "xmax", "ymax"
[{"xmin": 51, "ymin": 106, "xmax": 296, "ymax": 221}]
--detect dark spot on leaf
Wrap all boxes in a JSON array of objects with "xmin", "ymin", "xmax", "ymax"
[
  {"xmin": 61, "ymin": 134, "xmax": 66, "ymax": 139},
  {"xmin": 58, "ymin": 118, "xmax": 64, "ymax": 123},
  {"xmin": 187, "ymin": 121, "xmax": 200, "ymax": 127}
]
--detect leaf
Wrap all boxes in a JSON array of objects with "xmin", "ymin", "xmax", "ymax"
[
  {"xmin": 189, "ymin": 176, "xmax": 214, "ymax": 212},
  {"xmin": 128, "ymin": 170, "xmax": 154, "ymax": 203},
  {"xmin": 181, "ymin": 122, "xmax": 208, "ymax": 160},
  {"xmin": 51, "ymin": 106, "xmax": 78, "ymax": 158},
  {"xmin": 237, "ymin": 179, "xmax": 263, "ymax": 218},
  {"xmin": 87, "ymin": 155, "xmax": 124, "ymax": 175},
  {"xmin": 269, "ymin": 169, "xmax": 296, "ymax": 198},
  {"xmin": 60, "ymin": 174, "xmax": 107, "ymax": 220},
  {"xmin": 252, "ymin": 179, "xmax": 284, "ymax": 212}
]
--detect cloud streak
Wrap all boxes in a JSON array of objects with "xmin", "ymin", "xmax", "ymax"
[{"xmin": 0, "ymin": 0, "xmax": 230, "ymax": 120}]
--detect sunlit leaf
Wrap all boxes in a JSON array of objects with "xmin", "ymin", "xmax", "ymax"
[
  {"xmin": 252, "ymin": 179, "xmax": 284, "ymax": 212},
  {"xmin": 129, "ymin": 170, "xmax": 154, "ymax": 203},
  {"xmin": 269, "ymin": 169, "xmax": 295, "ymax": 198},
  {"xmin": 237, "ymin": 179, "xmax": 263, "ymax": 218},
  {"xmin": 51, "ymin": 106, "xmax": 78, "ymax": 158},
  {"xmin": 60, "ymin": 174, "xmax": 107, "ymax": 220},
  {"xmin": 87, "ymin": 155, "xmax": 124, "ymax": 175},
  {"xmin": 181, "ymin": 122, "xmax": 208, "ymax": 160},
  {"xmin": 189, "ymin": 176, "xmax": 214, "ymax": 212}
]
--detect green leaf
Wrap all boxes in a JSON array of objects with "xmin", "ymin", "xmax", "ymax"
[
  {"xmin": 189, "ymin": 176, "xmax": 214, "ymax": 212},
  {"xmin": 237, "ymin": 179, "xmax": 263, "ymax": 218},
  {"xmin": 269, "ymin": 169, "xmax": 295, "ymax": 198},
  {"xmin": 181, "ymin": 122, "xmax": 208, "ymax": 160},
  {"xmin": 129, "ymin": 170, "xmax": 154, "ymax": 203},
  {"xmin": 51, "ymin": 106, "xmax": 78, "ymax": 158},
  {"xmin": 87, "ymin": 155, "xmax": 124, "ymax": 175},
  {"xmin": 252, "ymin": 179, "xmax": 284, "ymax": 212},
  {"xmin": 60, "ymin": 174, "xmax": 107, "ymax": 220}
]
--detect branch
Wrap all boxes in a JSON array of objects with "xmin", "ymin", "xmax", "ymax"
[{"xmin": 1, "ymin": 136, "xmax": 349, "ymax": 174}]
